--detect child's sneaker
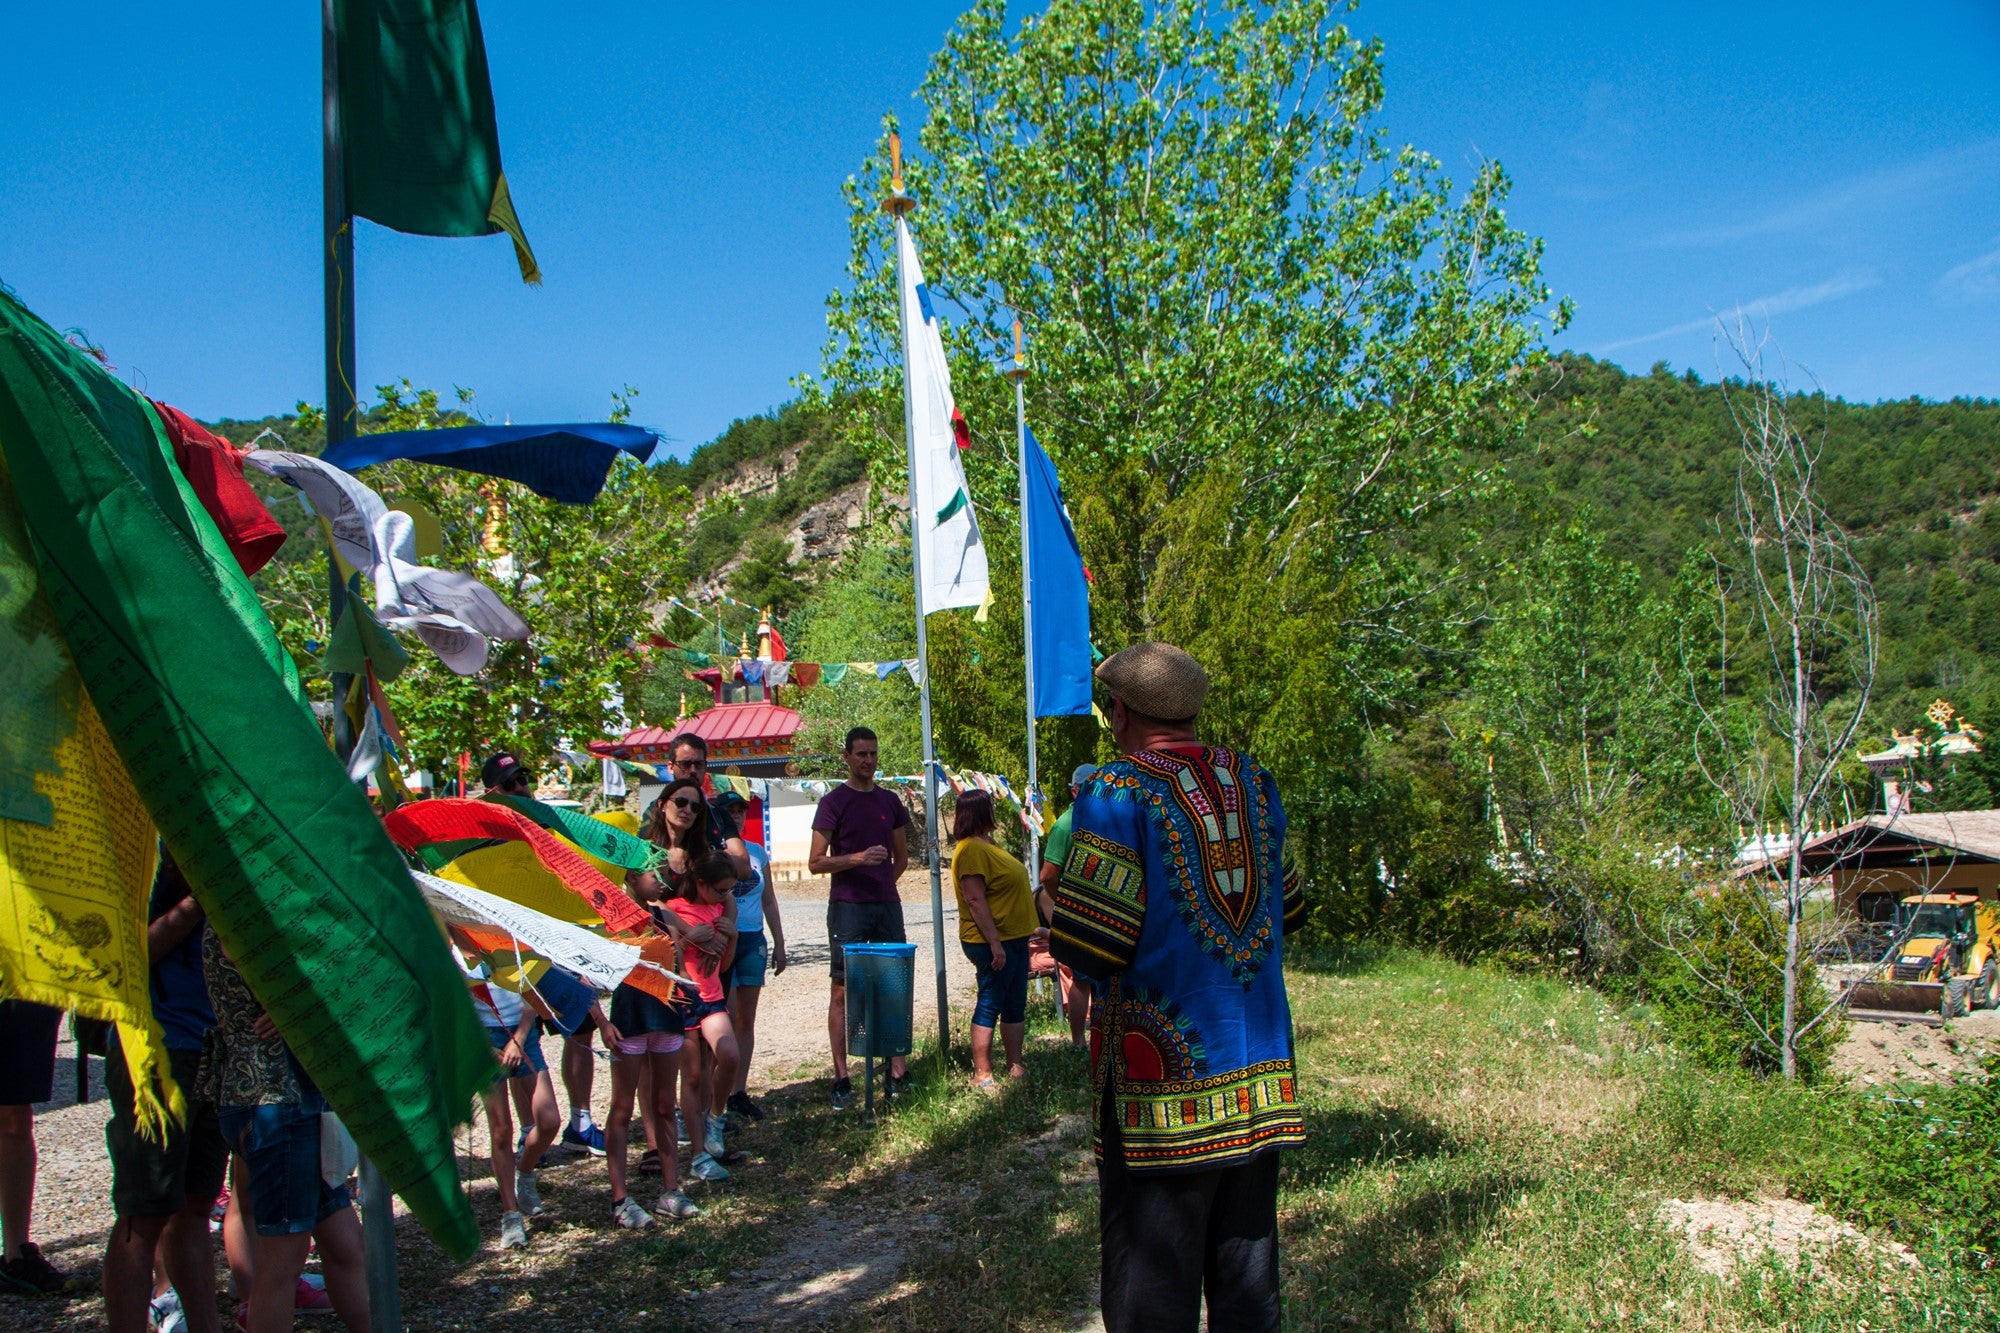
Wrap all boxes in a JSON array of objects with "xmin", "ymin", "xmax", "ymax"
[
  {"xmin": 515, "ymin": 1169, "xmax": 545, "ymax": 1216},
  {"xmin": 653, "ymin": 1189, "xmax": 701, "ymax": 1220},
  {"xmin": 295, "ymin": 1274, "xmax": 335, "ymax": 1316},
  {"xmin": 611, "ymin": 1196, "xmax": 652, "ymax": 1229},
  {"xmin": 726, "ymin": 1090, "xmax": 765, "ymax": 1122},
  {"xmin": 561, "ymin": 1121, "xmax": 607, "ymax": 1156},
  {"xmin": 148, "ymin": 1288, "xmax": 186, "ymax": 1333},
  {"xmin": 703, "ymin": 1112, "xmax": 728, "ymax": 1159},
  {"xmin": 209, "ymin": 1187, "xmax": 230, "ymax": 1233},
  {"xmin": 675, "ymin": 1109, "xmax": 690, "ymax": 1147},
  {"xmin": 687, "ymin": 1151, "xmax": 730, "ymax": 1183},
  {"xmin": 830, "ymin": 1077, "xmax": 853, "ymax": 1110},
  {"xmin": 0, "ymin": 1241, "xmax": 74, "ymax": 1295},
  {"xmin": 499, "ymin": 1211, "xmax": 528, "ymax": 1249}
]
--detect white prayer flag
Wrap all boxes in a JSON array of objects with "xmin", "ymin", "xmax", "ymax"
[{"xmin": 894, "ymin": 217, "xmax": 990, "ymax": 616}]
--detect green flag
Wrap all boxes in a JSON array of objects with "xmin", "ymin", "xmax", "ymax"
[
  {"xmin": 0, "ymin": 289, "xmax": 491, "ymax": 1257},
  {"xmin": 336, "ymin": 0, "xmax": 541, "ymax": 283}
]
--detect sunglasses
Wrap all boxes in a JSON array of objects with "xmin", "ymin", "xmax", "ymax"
[{"xmin": 668, "ymin": 796, "xmax": 702, "ymax": 810}]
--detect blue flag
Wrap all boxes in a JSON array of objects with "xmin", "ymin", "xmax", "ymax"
[
  {"xmin": 323, "ymin": 423, "xmax": 658, "ymax": 505},
  {"xmin": 1023, "ymin": 426, "xmax": 1092, "ymax": 716}
]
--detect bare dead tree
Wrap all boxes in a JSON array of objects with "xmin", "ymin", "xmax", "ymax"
[{"xmin": 1666, "ymin": 321, "xmax": 1879, "ymax": 1079}]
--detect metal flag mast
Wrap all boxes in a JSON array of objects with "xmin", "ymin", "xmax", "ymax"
[
  {"xmin": 882, "ymin": 133, "xmax": 953, "ymax": 1059},
  {"xmin": 322, "ymin": 5, "xmax": 399, "ymax": 1326},
  {"xmin": 1007, "ymin": 321, "xmax": 1040, "ymax": 882}
]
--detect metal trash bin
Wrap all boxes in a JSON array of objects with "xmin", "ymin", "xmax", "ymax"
[{"xmin": 844, "ymin": 942, "xmax": 916, "ymax": 1059}]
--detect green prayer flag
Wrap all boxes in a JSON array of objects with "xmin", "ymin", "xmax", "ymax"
[
  {"xmin": 325, "ymin": 598, "xmax": 410, "ymax": 684},
  {"xmin": 935, "ymin": 487, "xmax": 969, "ymax": 524},
  {"xmin": 491, "ymin": 794, "xmax": 662, "ymax": 872},
  {"xmin": 0, "ymin": 289, "xmax": 491, "ymax": 1257},
  {"xmin": 336, "ymin": 0, "xmax": 541, "ymax": 284}
]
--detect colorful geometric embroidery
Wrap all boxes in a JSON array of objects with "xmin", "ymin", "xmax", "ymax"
[
  {"xmin": 1128, "ymin": 747, "xmax": 1278, "ymax": 983},
  {"xmin": 1101, "ymin": 1059, "xmax": 1306, "ymax": 1169},
  {"xmin": 1116, "ymin": 987, "xmax": 1207, "ymax": 1082},
  {"xmin": 1052, "ymin": 827, "xmax": 1147, "ymax": 969}
]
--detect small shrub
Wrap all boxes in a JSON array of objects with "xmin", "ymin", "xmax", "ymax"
[{"xmin": 1638, "ymin": 882, "xmax": 1843, "ymax": 1080}]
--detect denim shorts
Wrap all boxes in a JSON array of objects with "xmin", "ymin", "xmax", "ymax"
[
  {"xmin": 217, "ymin": 1093, "xmax": 353, "ymax": 1236},
  {"xmin": 725, "ymin": 930, "xmax": 769, "ymax": 989},
  {"xmin": 683, "ymin": 995, "xmax": 729, "ymax": 1024},
  {"xmin": 962, "ymin": 936, "xmax": 1031, "ymax": 1027},
  {"xmin": 484, "ymin": 1022, "xmax": 547, "ymax": 1083}
]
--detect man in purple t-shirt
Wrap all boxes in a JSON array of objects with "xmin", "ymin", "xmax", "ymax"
[{"xmin": 809, "ymin": 726, "xmax": 910, "ymax": 1106}]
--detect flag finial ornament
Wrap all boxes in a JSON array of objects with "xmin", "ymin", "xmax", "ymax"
[
  {"xmin": 882, "ymin": 130, "xmax": 915, "ymax": 218},
  {"xmin": 1007, "ymin": 317, "xmax": 1029, "ymax": 382}
]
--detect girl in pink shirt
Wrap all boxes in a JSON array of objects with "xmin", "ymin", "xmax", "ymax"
[{"xmin": 670, "ymin": 853, "xmax": 743, "ymax": 1178}]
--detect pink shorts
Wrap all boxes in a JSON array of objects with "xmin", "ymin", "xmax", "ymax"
[{"xmin": 610, "ymin": 1030, "xmax": 683, "ymax": 1057}]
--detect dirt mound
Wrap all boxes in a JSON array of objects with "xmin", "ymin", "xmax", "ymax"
[
  {"xmin": 1657, "ymin": 1196, "xmax": 1916, "ymax": 1279},
  {"xmin": 1832, "ymin": 1009, "xmax": 2000, "ymax": 1086}
]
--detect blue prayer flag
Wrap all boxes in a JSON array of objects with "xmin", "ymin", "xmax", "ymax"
[
  {"xmin": 323, "ymin": 423, "xmax": 659, "ymax": 505},
  {"xmin": 1023, "ymin": 426, "xmax": 1093, "ymax": 716}
]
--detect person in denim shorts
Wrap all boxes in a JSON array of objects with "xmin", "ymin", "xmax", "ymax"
[{"xmin": 203, "ymin": 928, "xmax": 367, "ymax": 1333}]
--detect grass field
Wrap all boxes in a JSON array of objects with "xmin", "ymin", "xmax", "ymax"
[
  {"xmin": 725, "ymin": 946, "xmax": 1999, "ymax": 1331},
  {"xmin": 297, "ymin": 947, "xmax": 2000, "ymax": 1331}
]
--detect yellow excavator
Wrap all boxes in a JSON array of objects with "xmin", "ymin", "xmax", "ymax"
[{"xmin": 1844, "ymin": 894, "xmax": 2000, "ymax": 1020}]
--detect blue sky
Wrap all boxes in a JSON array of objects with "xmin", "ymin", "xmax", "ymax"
[{"xmin": 3, "ymin": 2, "xmax": 1997, "ymax": 458}]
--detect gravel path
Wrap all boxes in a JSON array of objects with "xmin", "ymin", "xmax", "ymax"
[{"xmin": 5, "ymin": 870, "xmax": 980, "ymax": 1329}]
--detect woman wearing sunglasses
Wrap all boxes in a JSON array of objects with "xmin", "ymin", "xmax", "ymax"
[{"xmin": 643, "ymin": 780, "xmax": 751, "ymax": 1181}]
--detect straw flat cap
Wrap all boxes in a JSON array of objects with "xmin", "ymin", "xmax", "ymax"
[{"xmin": 1095, "ymin": 642, "xmax": 1209, "ymax": 721}]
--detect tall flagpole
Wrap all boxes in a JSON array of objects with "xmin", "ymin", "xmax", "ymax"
[
  {"xmin": 882, "ymin": 134, "xmax": 952, "ymax": 1060},
  {"xmin": 324, "ymin": 8, "xmax": 399, "ymax": 1330},
  {"xmin": 1007, "ymin": 321, "xmax": 1040, "ymax": 882}
]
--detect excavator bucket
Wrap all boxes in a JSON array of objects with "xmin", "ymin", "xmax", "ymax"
[{"xmin": 1843, "ymin": 978, "xmax": 1946, "ymax": 1022}]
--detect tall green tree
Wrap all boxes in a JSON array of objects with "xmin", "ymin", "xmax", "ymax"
[{"xmin": 816, "ymin": 0, "xmax": 1562, "ymax": 891}]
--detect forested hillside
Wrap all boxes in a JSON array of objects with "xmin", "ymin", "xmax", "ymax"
[{"xmin": 1510, "ymin": 355, "xmax": 2000, "ymax": 741}]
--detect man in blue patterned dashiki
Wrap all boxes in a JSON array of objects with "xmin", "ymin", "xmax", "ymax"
[{"xmin": 1049, "ymin": 642, "xmax": 1305, "ymax": 1333}]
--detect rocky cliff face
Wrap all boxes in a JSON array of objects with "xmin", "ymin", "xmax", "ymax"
[
  {"xmin": 789, "ymin": 481, "xmax": 871, "ymax": 564},
  {"xmin": 684, "ymin": 439, "xmax": 874, "ymax": 592},
  {"xmin": 696, "ymin": 443, "xmax": 803, "ymax": 504}
]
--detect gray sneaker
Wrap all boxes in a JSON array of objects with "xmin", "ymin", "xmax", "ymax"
[
  {"xmin": 611, "ymin": 1196, "xmax": 653, "ymax": 1229},
  {"xmin": 703, "ymin": 1112, "xmax": 728, "ymax": 1159},
  {"xmin": 687, "ymin": 1151, "xmax": 730, "ymax": 1183},
  {"xmin": 675, "ymin": 1109, "xmax": 690, "ymax": 1147},
  {"xmin": 499, "ymin": 1210, "xmax": 528, "ymax": 1249},
  {"xmin": 653, "ymin": 1189, "xmax": 702, "ymax": 1220},
  {"xmin": 515, "ymin": 1169, "xmax": 545, "ymax": 1216}
]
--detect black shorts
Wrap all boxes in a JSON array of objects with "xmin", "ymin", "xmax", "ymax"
[
  {"xmin": 828, "ymin": 899, "xmax": 907, "ymax": 983},
  {"xmin": 0, "ymin": 999, "xmax": 63, "ymax": 1105},
  {"xmin": 108, "ymin": 1043, "xmax": 228, "ymax": 1218},
  {"xmin": 609, "ymin": 982, "xmax": 685, "ymax": 1038}
]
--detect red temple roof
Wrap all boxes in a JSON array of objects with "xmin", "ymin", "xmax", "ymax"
[{"xmin": 589, "ymin": 702, "xmax": 801, "ymax": 761}]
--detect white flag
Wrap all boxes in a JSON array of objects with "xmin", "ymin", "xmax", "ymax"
[
  {"xmin": 601, "ymin": 757, "xmax": 627, "ymax": 799},
  {"xmin": 894, "ymin": 217, "xmax": 990, "ymax": 616}
]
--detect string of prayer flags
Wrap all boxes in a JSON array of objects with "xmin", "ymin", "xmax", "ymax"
[
  {"xmin": 414, "ymin": 871, "xmax": 688, "ymax": 1002},
  {"xmin": 381, "ymin": 798, "xmax": 650, "ymax": 934}
]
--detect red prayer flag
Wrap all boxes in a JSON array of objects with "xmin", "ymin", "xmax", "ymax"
[{"xmin": 149, "ymin": 400, "xmax": 287, "ymax": 576}]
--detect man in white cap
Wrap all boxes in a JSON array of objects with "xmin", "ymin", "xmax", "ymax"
[
  {"xmin": 1048, "ymin": 642, "xmax": 1305, "ymax": 1333},
  {"xmin": 1035, "ymin": 762, "xmax": 1100, "ymax": 1047}
]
